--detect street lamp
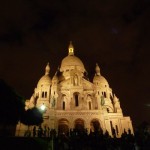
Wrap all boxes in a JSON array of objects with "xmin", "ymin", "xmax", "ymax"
[
  {"xmin": 40, "ymin": 104, "xmax": 46, "ymax": 111},
  {"xmin": 39, "ymin": 103, "xmax": 54, "ymax": 150}
]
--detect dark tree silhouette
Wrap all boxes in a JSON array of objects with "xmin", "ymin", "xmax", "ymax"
[
  {"xmin": 21, "ymin": 107, "xmax": 43, "ymax": 127},
  {"xmin": 135, "ymin": 121, "xmax": 150, "ymax": 149},
  {"xmin": 0, "ymin": 79, "xmax": 25, "ymax": 136}
]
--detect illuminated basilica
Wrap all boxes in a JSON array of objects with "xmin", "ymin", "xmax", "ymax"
[{"xmin": 16, "ymin": 42, "xmax": 134, "ymax": 137}]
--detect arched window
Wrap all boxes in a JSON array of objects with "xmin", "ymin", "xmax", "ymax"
[
  {"xmin": 107, "ymin": 108, "xmax": 109, "ymax": 113},
  {"xmin": 63, "ymin": 101, "xmax": 65, "ymax": 110},
  {"xmin": 45, "ymin": 92, "xmax": 47, "ymax": 98},
  {"xmin": 42, "ymin": 92, "xmax": 44, "ymax": 98},
  {"xmin": 104, "ymin": 92, "xmax": 106, "ymax": 98},
  {"xmin": 58, "ymin": 119, "xmax": 69, "ymax": 135},
  {"xmin": 91, "ymin": 119, "xmax": 102, "ymax": 133},
  {"xmin": 74, "ymin": 119, "xmax": 85, "ymax": 133},
  {"xmin": 89, "ymin": 101, "xmax": 91, "ymax": 110},
  {"xmin": 75, "ymin": 94, "xmax": 78, "ymax": 106}
]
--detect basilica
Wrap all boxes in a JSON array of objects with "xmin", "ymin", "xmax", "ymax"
[{"xmin": 16, "ymin": 42, "xmax": 134, "ymax": 137}]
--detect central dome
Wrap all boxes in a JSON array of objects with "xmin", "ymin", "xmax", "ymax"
[
  {"xmin": 60, "ymin": 42, "xmax": 85, "ymax": 72},
  {"xmin": 60, "ymin": 55, "xmax": 85, "ymax": 72}
]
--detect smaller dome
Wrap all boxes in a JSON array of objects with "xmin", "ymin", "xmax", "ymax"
[
  {"xmin": 37, "ymin": 63, "xmax": 51, "ymax": 87},
  {"xmin": 37, "ymin": 75, "xmax": 51, "ymax": 87},
  {"xmin": 93, "ymin": 63, "xmax": 109, "ymax": 86},
  {"xmin": 93, "ymin": 75, "xmax": 109, "ymax": 86},
  {"xmin": 99, "ymin": 76, "xmax": 108, "ymax": 85}
]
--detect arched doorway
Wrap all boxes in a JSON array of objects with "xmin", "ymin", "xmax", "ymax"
[
  {"xmin": 74, "ymin": 118, "xmax": 85, "ymax": 133},
  {"xmin": 58, "ymin": 119, "xmax": 69, "ymax": 135},
  {"xmin": 90, "ymin": 119, "xmax": 102, "ymax": 133}
]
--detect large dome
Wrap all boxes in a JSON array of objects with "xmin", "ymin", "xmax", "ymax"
[
  {"xmin": 60, "ymin": 55, "xmax": 85, "ymax": 72},
  {"xmin": 60, "ymin": 42, "xmax": 85, "ymax": 72}
]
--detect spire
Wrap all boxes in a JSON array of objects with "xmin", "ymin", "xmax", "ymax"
[
  {"xmin": 68, "ymin": 41, "xmax": 74, "ymax": 56},
  {"xmin": 95, "ymin": 63, "xmax": 101, "ymax": 76},
  {"xmin": 45, "ymin": 62, "xmax": 50, "ymax": 75}
]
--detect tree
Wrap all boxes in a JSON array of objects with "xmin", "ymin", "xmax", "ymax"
[
  {"xmin": 20, "ymin": 107, "xmax": 43, "ymax": 127},
  {"xmin": 0, "ymin": 79, "xmax": 25, "ymax": 136},
  {"xmin": 135, "ymin": 121, "xmax": 150, "ymax": 149}
]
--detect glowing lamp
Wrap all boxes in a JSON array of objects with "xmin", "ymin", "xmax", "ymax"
[{"xmin": 40, "ymin": 104, "xmax": 46, "ymax": 111}]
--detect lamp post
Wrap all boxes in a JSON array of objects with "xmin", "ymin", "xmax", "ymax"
[
  {"xmin": 40, "ymin": 104, "xmax": 46, "ymax": 111},
  {"xmin": 39, "ymin": 103, "xmax": 54, "ymax": 150}
]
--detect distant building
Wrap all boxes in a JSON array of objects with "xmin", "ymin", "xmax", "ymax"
[{"xmin": 16, "ymin": 42, "xmax": 134, "ymax": 137}]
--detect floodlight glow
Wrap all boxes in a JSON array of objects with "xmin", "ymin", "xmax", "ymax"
[{"xmin": 40, "ymin": 104, "xmax": 46, "ymax": 111}]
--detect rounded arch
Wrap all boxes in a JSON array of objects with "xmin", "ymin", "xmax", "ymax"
[
  {"xmin": 61, "ymin": 94, "xmax": 67, "ymax": 110},
  {"xmin": 74, "ymin": 118, "xmax": 85, "ymax": 132},
  {"xmin": 73, "ymin": 92, "xmax": 80, "ymax": 107},
  {"xmin": 90, "ymin": 119, "xmax": 103, "ymax": 133},
  {"xmin": 58, "ymin": 118, "xmax": 69, "ymax": 135}
]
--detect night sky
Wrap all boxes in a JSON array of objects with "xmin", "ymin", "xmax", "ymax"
[{"xmin": 0, "ymin": 0, "xmax": 150, "ymax": 128}]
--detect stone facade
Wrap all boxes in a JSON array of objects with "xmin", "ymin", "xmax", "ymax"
[{"xmin": 16, "ymin": 42, "xmax": 134, "ymax": 137}]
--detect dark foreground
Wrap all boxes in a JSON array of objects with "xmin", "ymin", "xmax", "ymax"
[
  {"xmin": 0, "ymin": 137, "xmax": 48, "ymax": 150},
  {"xmin": 0, "ymin": 132, "xmax": 150, "ymax": 150}
]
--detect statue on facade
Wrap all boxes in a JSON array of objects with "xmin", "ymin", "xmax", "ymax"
[
  {"xmin": 101, "ymin": 95, "xmax": 105, "ymax": 106},
  {"xmin": 113, "ymin": 94, "xmax": 122, "ymax": 113},
  {"xmin": 74, "ymin": 74, "xmax": 78, "ymax": 86},
  {"xmin": 51, "ymin": 97, "xmax": 55, "ymax": 108}
]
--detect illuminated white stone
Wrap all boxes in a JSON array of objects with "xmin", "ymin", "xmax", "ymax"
[{"xmin": 15, "ymin": 42, "xmax": 134, "ymax": 138}]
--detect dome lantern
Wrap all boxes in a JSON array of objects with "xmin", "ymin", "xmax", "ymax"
[
  {"xmin": 45, "ymin": 62, "xmax": 50, "ymax": 75},
  {"xmin": 68, "ymin": 41, "xmax": 74, "ymax": 56},
  {"xmin": 60, "ymin": 42, "xmax": 85, "ymax": 72},
  {"xmin": 95, "ymin": 63, "xmax": 101, "ymax": 76}
]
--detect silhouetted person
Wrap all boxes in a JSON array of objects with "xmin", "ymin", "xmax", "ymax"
[
  {"xmin": 38, "ymin": 125, "xmax": 43, "ymax": 137},
  {"xmin": 128, "ymin": 128, "xmax": 131, "ymax": 134},
  {"xmin": 47, "ymin": 127, "xmax": 50, "ymax": 137},
  {"xmin": 43, "ymin": 126, "xmax": 47, "ymax": 137},
  {"xmin": 104, "ymin": 130, "xmax": 110, "ymax": 139},
  {"xmin": 33, "ymin": 126, "xmax": 36, "ymax": 137}
]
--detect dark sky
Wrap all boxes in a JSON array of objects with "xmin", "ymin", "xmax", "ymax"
[{"xmin": 0, "ymin": 0, "xmax": 150, "ymax": 128}]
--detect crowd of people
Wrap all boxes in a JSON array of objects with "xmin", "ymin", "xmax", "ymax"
[{"xmin": 23, "ymin": 125, "xmax": 150, "ymax": 150}]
